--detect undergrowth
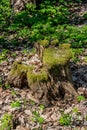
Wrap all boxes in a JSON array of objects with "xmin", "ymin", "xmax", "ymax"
[{"xmin": 0, "ymin": 0, "xmax": 87, "ymax": 49}]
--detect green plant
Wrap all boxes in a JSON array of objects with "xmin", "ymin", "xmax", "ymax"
[
  {"xmin": 59, "ymin": 113, "xmax": 72, "ymax": 126},
  {"xmin": 72, "ymin": 57, "xmax": 80, "ymax": 63},
  {"xmin": 32, "ymin": 111, "xmax": 44, "ymax": 124},
  {"xmin": 0, "ymin": 49, "xmax": 8, "ymax": 64},
  {"xmin": 11, "ymin": 90, "xmax": 17, "ymax": 96},
  {"xmin": 72, "ymin": 108, "xmax": 79, "ymax": 113},
  {"xmin": 0, "ymin": 113, "xmax": 13, "ymax": 130},
  {"xmin": 0, "ymin": 0, "xmax": 11, "ymax": 28},
  {"xmin": 5, "ymin": 84, "xmax": 11, "ymax": 89},
  {"xmin": 11, "ymin": 52, "xmax": 16, "ymax": 57},
  {"xmin": 83, "ymin": 12, "xmax": 87, "ymax": 19},
  {"xmin": 22, "ymin": 49, "xmax": 29, "ymax": 55},
  {"xmin": 0, "ymin": 0, "xmax": 86, "ymax": 48},
  {"xmin": 30, "ymin": 100, "xmax": 35, "ymax": 105},
  {"xmin": 71, "ymin": 48, "xmax": 84, "ymax": 63},
  {"xmin": 17, "ymin": 27, "xmax": 30, "ymax": 40},
  {"xmin": 11, "ymin": 100, "xmax": 21, "ymax": 108},
  {"xmin": 39, "ymin": 105, "xmax": 44, "ymax": 110},
  {"xmin": 23, "ymin": 98, "xmax": 28, "ymax": 109},
  {"xmin": 77, "ymin": 95, "xmax": 85, "ymax": 102}
]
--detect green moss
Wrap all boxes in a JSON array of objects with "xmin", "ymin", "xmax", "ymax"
[
  {"xmin": 9, "ymin": 61, "xmax": 28, "ymax": 77},
  {"xmin": 9, "ymin": 44, "xmax": 72, "ymax": 86},
  {"xmin": 51, "ymin": 39, "xmax": 59, "ymax": 46},
  {"xmin": 84, "ymin": 56, "xmax": 87, "ymax": 63},
  {"xmin": 38, "ymin": 39, "xmax": 49, "ymax": 47},
  {"xmin": 59, "ymin": 43, "xmax": 71, "ymax": 49},
  {"xmin": 9, "ymin": 61, "xmax": 48, "ymax": 86},
  {"xmin": 27, "ymin": 67, "xmax": 48, "ymax": 85},
  {"xmin": 43, "ymin": 46, "xmax": 72, "ymax": 68}
]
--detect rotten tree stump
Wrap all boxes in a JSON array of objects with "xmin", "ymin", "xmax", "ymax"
[{"xmin": 7, "ymin": 43, "xmax": 78, "ymax": 104}]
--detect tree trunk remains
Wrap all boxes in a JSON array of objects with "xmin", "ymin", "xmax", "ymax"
[{"xmin": 7, "ymin": 44, "xmax": 78, "ymax": 105}]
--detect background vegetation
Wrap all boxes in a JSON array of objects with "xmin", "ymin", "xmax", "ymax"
[{"xmin": 0, "ymin": 0, "xmax": 87, "ymax": 49}]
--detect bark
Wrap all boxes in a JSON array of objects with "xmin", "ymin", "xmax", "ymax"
[{"xmin": 7, "ymin": 45, "xmax": 78, "ymax": 105}]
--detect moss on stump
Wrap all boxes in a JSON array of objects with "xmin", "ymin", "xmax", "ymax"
[{"xmin": 7, "ymin": 44, "xmax": 78, "ymax": 104}]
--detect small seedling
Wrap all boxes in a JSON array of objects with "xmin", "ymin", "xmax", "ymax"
[
  {"xmin": 77, "ymin": 95, "xmax": 85, "ymax": 102},
  {"xmin": 59, "ymin": 113, "xmax": 72, "ymax": 126},
  {"xmin": 11, "ymin": 52, "xmax": 16, "ymax": 57},
  {"xmin": 0, "ymin": 113, "xmax": 13, "ymax": 130},
  {"xmin": 71, "ymin": 48, "xmax": 83, "ymax": 63},
  {"xmin": 11, "ymin": 90, "xmax": 17, "ymax": 96},
  {"xmin": 73, "ymin": 108, "xmax": 78, "ymax": 113},
  {"xmin": 72, "ymin": 57, "xmax": 80, "ymax": 63},
  {"xmin": 0, "ymin": 49, "xmax": 8, "ymax": 64},
  {"xmin": 23, "ymin": 49, "xmax": 29, "ymax": 54},
  {"xmin": 23, "ymin": 98, "xmax": 28, "ymax": 109},
  {"xmin": 11, "ymin": 100, "xmax": 21, "ymax": 108},
  {"xmin": 30, "ymin": 100, "xmax": 35, "ymax": 105},
  {"xmin": 32, "ymin": 111, "xmax": 44, "ymax": 124},
  {"xmin": 5, "ymin": 84, "xmax": 11, "ymax": 89},
  {"xmin": 39, "ymin": 105, "xmax": 45, "ymax": 110}
]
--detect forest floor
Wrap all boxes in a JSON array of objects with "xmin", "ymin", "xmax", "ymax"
[
  {"xmin": 0, "ymin": 45, "xmax": 87, "ymax": 130},
  {"xmin": 0, "ymin": 2, "xmax": 87, "ymax": 130}
]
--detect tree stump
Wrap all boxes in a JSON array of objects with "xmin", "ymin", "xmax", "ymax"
[{"xmin": 7, "ymin": 43, "xmax": 78, "ymax": 104}]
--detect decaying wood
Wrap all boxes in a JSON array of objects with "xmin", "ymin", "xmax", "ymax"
[{"xmin": 7, "ymin": 44, "xmax": 78, "ymax": 105}]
